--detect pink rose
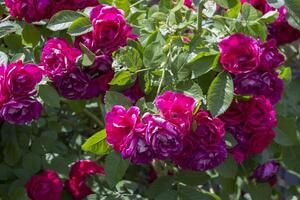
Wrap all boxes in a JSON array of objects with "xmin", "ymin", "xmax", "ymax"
[
  {"xmin": 105, "ymin": 106, "xmax": 141, "ymax": 151},
  {"xmin": 90, "ymin": 4, "xmax": 137, "ymax": 53},
  {"xmin": 155, "ymin": 91, "xmax": 196, "ymax": 133},
  {"xmin": 41, "ymin": 38, "xmax": 81, "ymax": 80},
  {"xmin": 219, "ymin": 33, "xmax": 260, "ymax": 74},
  {"xmin": 26, "ymin": 170, "xmax": 63, "ymax": 200},
  {"xmin": 5, "ymin": 61, "xmax": 43, "ymax": 97}
]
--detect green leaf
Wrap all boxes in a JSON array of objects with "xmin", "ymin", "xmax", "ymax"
[
  {"xmin": 67, "ymin": 16, "xmax": 92, "ymax": 36},
  {"xmin": 0, "ymin": 21, "xmax": 21, "ymax": 38},
  {"xmin": 80, "ymin": 43, "xmax": 95, "ymax": 67},
  {"xmin": 215, "ymin": 0, "xmax": 239, "ymax": 8},
  {"xmin": 47, "ymin": 10, "xmax": 86, "ymax": 31},
  {"xmin": 282, "ymin": 145, "xmax": 300, "ymax": 174},
  {"xmin": 110, "ymin": 71, "xmax": 135, "ymax": 87},
  {"xmin": 156, "ymin": 190, "xmax": 178, "ymax": 200},
  {"xmin": 242, "ymin": 2, "xmax": 261, "ymax": 20},
  {"xmin": 171, "ymin": 0, "xmax": 184, "ymax": 12},
  {"xmin": 104, "ymin": 152, "xmax": 129, "ymax": 188},
  {"xmin": 178, "ymin": 185, "xmax": 215, "ymax": 200},
  {"xmin": 114, "ymin": 0, "xmax": 130, "ymax": 16},
  {"xmin": 259, "ymin": 10, "xmax": 279, "ymax": 23},
  {"xmin": 0, "ymin": 164, "xmax": 13, "ymax": 181},
  {"xmin": 82, "ymin": 130, "xmax": 111, "ymax": 155},
  {"xmin": 216, "ymin": 155, "xmax": 237, "ymax": 178},
  {"xmin": 274, "ymin": 115, "xmax": 300, "ymax": 146},
  {"xmin": 248, "ymin": 183, "xmax": 272, "ymax": 200},
  {"xmin": 207, "ymin": 71, "xmax": 234, "ymax": 117},
  {"xmin": 185, "ymin": 52, "xmax": 220, "ymax": 79},
  {"xmin": 113, "ymin": 47, "xmax": 142, "ymax": 72},
  {"xmin": 22, "ymin": 153, "xmax": 41, "ymax": 174},
  {"xmin": 143, "ymin": 41, "xmax": 167, "ymax": 69},
  {"xmin": 4, "ymin": 142, "xmax": 21, "ymax": 166},
  {"xmin": 39, "ymin": 84, "xmax": 60, "ymax": 108},
  {"xmin": 164, "ymin": 80, "xmax": 203, "ymax": 101},
  {"xmin": 146, "ymin": 176, "xmax": 174, "ymax": 198},
  {"xmin": 176, "ymin": 171, "xmax": 209, "ymax": 186},
  {"xmin": 285, "ymin": 0, "xmax": 300, "ymax": 28},
  {"xmin": 104, "ymin": 91, "xmax": 132, "ymax": 111},
  {"xmin": 4, "ymin": 34, "xmax": 23, "ymax": 51},
  {"xmin": 0, "ymin": 51, "xmax": 8, "ymax": 65},
  {"xmin": 22, "ymin": 24, "xmax": 41, "ymax": 47}
]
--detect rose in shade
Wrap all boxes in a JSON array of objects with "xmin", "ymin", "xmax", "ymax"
[
  {"xmin": 244, "ymin": 96, "xmax": 277, "ymax": 132},
  {"xmin": 174, "ymin": 138, "xmax": 227, "ymax": 171},
  {"xmin": 121, "ymin": 123, "xmax": 154, "ymax": 164},
  {"xmin": 248, "ymin": 130, "xmax": 276, "ymax": 154},
  {"xmin": 54, "ymin": 68, "xmax": 91, "ymax": 100},
  {"xmin": 123, "ymin": 80, "xmax": 145, "ymax": 104},
  {"xmin": 26, "ymin": 170, "xmax": 63, "ymax": 200},
  {"xmin": 5, "ymin": 61, "xmax": 43, "ymax": 97},
  {"xmin": 90, "ymin": 4, "xmax": 137, "ymax": 54},
  {"xmin": 219, "ymin": 33, "xmax": 260, "ymax": 74},
  {"xmin": 105, "ymin": 106, "xmax": 141, "ymax": 152},
  {"xmin": 66, "ymin": 160, "xmax": 104, "ymax": 200},
  {"xmin": 194, "ymin": 109, "xmax": 225, "ymax": 145},
  {"xmin": 259, "ymin": 39, "xmax": 285, "ymax": 71},
  {"xmin": 234, "ymin": 70, "xmax": 283, "ymax": 104},
  {"xmin": 252, "ymin": 160, "xmax": 280, "ymax": 185},
  {"xmin": 0, "ymin": 98, "xmax": 42, "ymax": 125},
  {"xmin": 41, "ymin": 38, "xmax": 81, "ymax": 79},
  {"xmin": 155, "ymin": 91, "xmax": 196, "ymax": 133},
  {"xmin": 268, "ymin": 6, "xmax": 300, "ymax": 45},
  {"xmin": 144, "ymin": 114, "xmax": 183, "ymax": 160},
  {"xmin": 85, "ymin": 55, "xmax": 112, "ymax": 75}
]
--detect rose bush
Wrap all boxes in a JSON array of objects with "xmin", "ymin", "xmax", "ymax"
[{"xmin": 0, "ymin": 0, "xmax": 300, "ymax": 199}]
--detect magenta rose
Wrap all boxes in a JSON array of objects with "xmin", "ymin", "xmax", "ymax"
[
  {"xmin": 219, "ymin": 33, "xmax": 261, "ymax": 74},
  {"xmin": 105, "ymin": 106, "xmax": 141, "ymax": 152},
  {"xmin": 53, "ymin": 68, "xmax": 91, "ymax": 100},
  {"xmin": 4, "ymin": 0, "xmax": 54, "ymax": 22},
  {"xmin": 90, "ymin": 4, "xmax": 137, "ymax": 54},
  {"xmin": 41, "ymin": 38, "xmax": 81, "ymax": 80},
  {"xmin": 5, "ymin": 61, "xmax": 43, "ymax": 97},
  {"xmin": 248, "ymin": 130, "xmax": 276, "ymax": 154},
  {"xmin": 121, "ymin": 123, "xmax": 154, "ymax": 164},
  {"xmin": 26, "ymin": 170, "xmax": 63, "ymax": 200},
  {"xmin": 234, "ymin": 70, "xmax": 283, "ymax": 104},
  {"xmin": 268, "ymin": 7, "xmax": 300, "ymax": 45},
  {"xmin": 194, "ymin": 109, "xmax": 225, "ymax": 145},
  {"xmin": 155, "ymin": 91, "xmax": 196, "ymax": 133},
  {"xmin": 259, "ymin": 40, "xmax": 285, "ymax": 71},
  {"xmin": 0, "ymin": 98, "xmax": 42, "ymax": 125},
  {"xmin": 66, "ymin": 160, "xmax": 104, "ymax": 200},
  {"xmin": 252, "ymin": 160, "xmax": 280, "ymax": 185},
  {"xmin": 143, "ymin": 114, "xmax": 183, "ymax": 160},
  {"xmin": 184, "ymin": 0, "xmax": 195, "ymax": 10}
]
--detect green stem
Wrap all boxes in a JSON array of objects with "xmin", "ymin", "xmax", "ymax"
[
  {"xmin": 156, "ymin": 68, "xmax": 166, "ymax": 96},
  {"xmin": 83, "ymin": 109, "xmax": 104, "ymax": 127},
  {"xmin": 197, "ymin": 1, "xmax": 205, "ymax": 34},
  {"xmin": 130, "ymin": 0, "xmax": 145, "ymax": 8}
]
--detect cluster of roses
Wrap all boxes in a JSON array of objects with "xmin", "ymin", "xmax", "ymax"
[
  {"xmin": 241, "ymin": 0, "xmax": 300, "ymax": 45},
  {"xmin": 40, "ymin": 4, "xmax": 140, "ymax": 101},
  {"xmin": 106, "ymin": 91, "xmax": 227, "ymax": 171},
  {"xmin": 0, "ymin": 61, "xmax": 43, "ymax": 124},
  {"xmin": 218, "ymin": 33, "xmax": 283, "ymax": 163},
  {"xmin": 4, "ymin": 0, "xmax": 98, "ymax": 22},
  {"xmin": 26, "ymin": 160, "xmax": 104, "ymax": 200}
]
